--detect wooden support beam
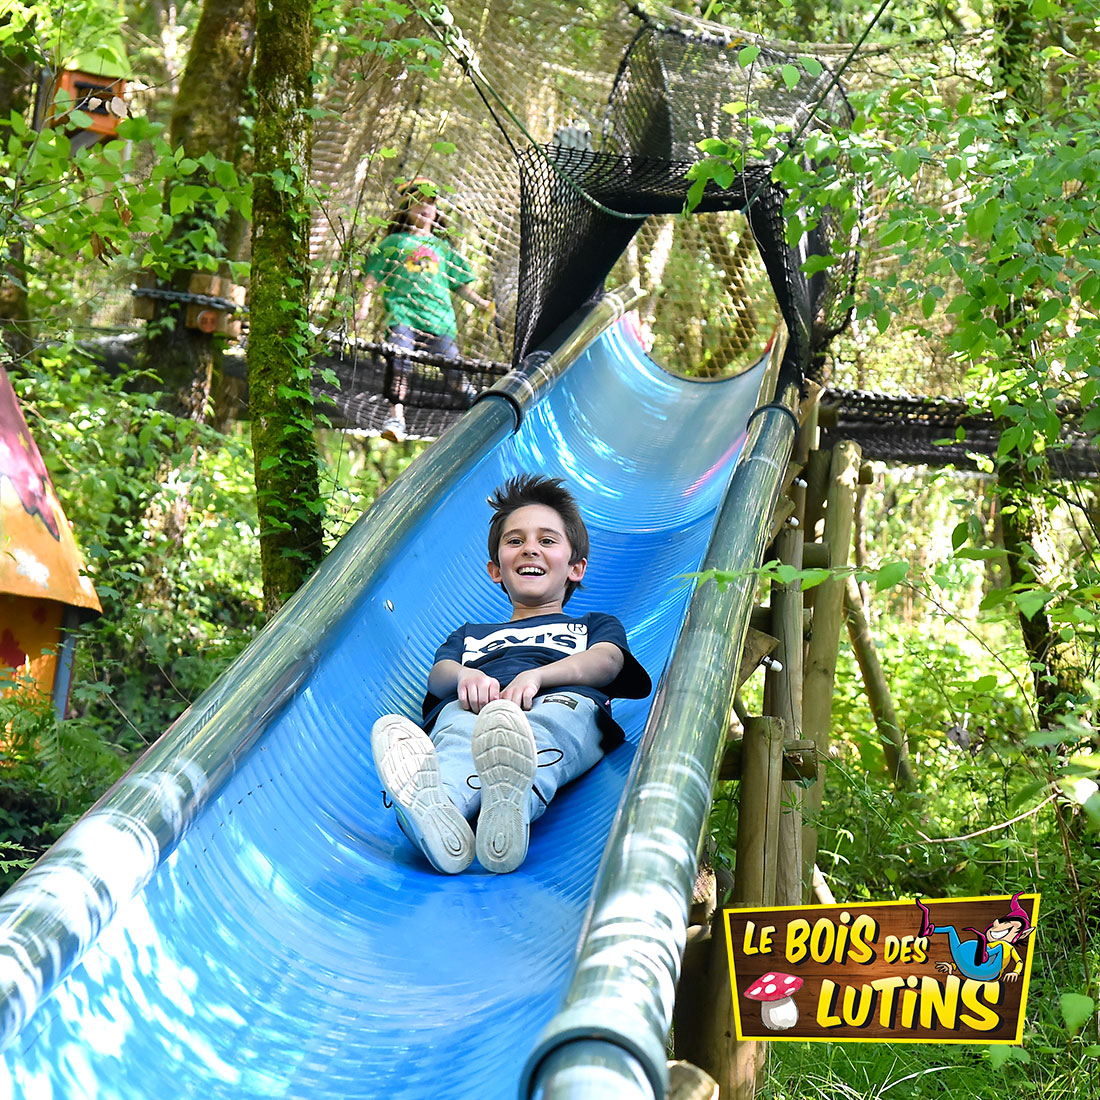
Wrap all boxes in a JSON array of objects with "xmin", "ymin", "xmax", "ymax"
[
  {"xmin": 791, "ymin": 383, "xmax": 822, "ymax": 527},
  {"xmin": 186, "ymin": 273, "xmax": 245, "ymax": 337},
  {"xmin": 675, "ymin": 719, "xmax": 788, "ymax": 1099},
  {"xmin": 782, "ymin": 739, "xmax": 817, "ymax": 780},
  {"xmin": 783, "ymin": 459, "xmax": 805, "ymax": 492},
  {"xmin": 732, "ymin": 716, "xmax": 787, "ymax": 908},
  {"xmin": 737, "ymin": 627, "xmax": 777, "ymax": 688},
  {"xmin": 801, "ymin": 441, "xmax": 861, "ymax": 897},
  {"xmin": 802, "ymin": 448, "xmax": 831, "ymax": 541},
  {"xmin": 727, "ymin": 716, "xmax": 786, "ymax": 1099},
  {"xmin": 768, "ymin": 497, "xmax": 796, "ymax": 542},
  {"xmin": 750, "ymin": 606, "xmax": 811, "ymax": 635},
  {"xmin": 843, "ymin": 575, "xmax": 917, "ymax": 790},
  {"xmin": 801, "ymin": 540, "xmax": 830, "ymax": 570},
  {"xmin": 717, "ymin": 737, "xmax": 817, "ymax": 783}
]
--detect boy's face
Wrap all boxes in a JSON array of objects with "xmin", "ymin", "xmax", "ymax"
[{"xmin": 487, "ymin": 503, "xmax": 586, "ymax": 619}]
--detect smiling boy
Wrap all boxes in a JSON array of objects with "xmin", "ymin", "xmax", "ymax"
[{"xmin": 371, "ymin": 474, "xmax": 651, "ymax": 874}]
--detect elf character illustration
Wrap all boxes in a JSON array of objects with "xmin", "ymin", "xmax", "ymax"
[{"xmin": 915, "ymin": 893, "xmax": 1035, "ymax": 983}]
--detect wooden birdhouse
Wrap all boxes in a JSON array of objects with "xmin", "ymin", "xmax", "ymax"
[
  {"xmin": 37, "ymin": 43, "xmax": 131, "ymax": 151},
  {"xmin": 0, "ymin": 369, "xmax": 101, "ymax": 720},
  {"xmin": 48, "ymin": 68, "xmax": 128, "ymax": 139}
]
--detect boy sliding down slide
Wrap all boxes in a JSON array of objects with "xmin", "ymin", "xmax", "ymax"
[{"xmin": 372, "ymin": 474, "xmax": 651, "ymax": 873}]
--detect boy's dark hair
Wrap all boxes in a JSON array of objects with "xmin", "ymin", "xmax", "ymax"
[{"xmin": 487, "ymin": 474, "xmax": 589, "ymax": 604}]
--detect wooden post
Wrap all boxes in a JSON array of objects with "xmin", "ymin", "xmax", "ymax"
[
  {"xmin": 675, "ymin": 719, "xmax": 786, "ymax": 1099},
  {"xmin": 843, "ymin": 575, "xmax": 917, "ymax": 790},
  {"xmin": 765, "ymin": 526, "xmax": 806, "ymax": 907},
  {"xmin": 801, "ymin": 441, "xmax": 861, "ymax": 894},
  {"xmin": 186, "ymin": 272, "xmax": 246, "ymax": 337},
  {"xmin": 732, "ymin": 717, "xmax": 786, "ymax": 907},
  {"xmin": 716, "ymin": 717, "xmax": 787, "ymax": 1099},
  {"xmin": 738, "ymin": 627, "xmax": 778, "ymax": 687},
  {"xmin": 791, "ymin": 382, "xmax": 821, "ymax": 526},
  {"xmin": 802, "ymin": 448, "xmax": 831, "ymax": 542}
]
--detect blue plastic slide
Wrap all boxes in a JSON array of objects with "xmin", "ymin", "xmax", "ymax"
[{"xmin": 0, "ymin": 295, "xmax": 783, "ymax": 1099}]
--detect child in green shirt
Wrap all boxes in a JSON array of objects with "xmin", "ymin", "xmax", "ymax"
[{"xmin": 356, "ymin": 178, "xmax": 493, "ymax": 441}]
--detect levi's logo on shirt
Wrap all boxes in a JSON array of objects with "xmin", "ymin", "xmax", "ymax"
[{"xmin": 462, "ymin": 622, "xmax": 588, "ymax": 663}]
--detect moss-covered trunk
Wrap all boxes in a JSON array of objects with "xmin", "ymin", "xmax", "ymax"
[
  {"xmin": 140, "ymin": 0, "xmax": 256, "ymax": 421},
  {"xmin": 989, "ymin": 0, "xmax": 1081, "ymax": 727},
  {"xmin": 0, "ymin": 47, "xmax": 32, "ymax": 361},
  {"xmin": 998, "ymin": 465, "xmax": 1080, "ymax": 725},
  {"xmin": 135, "ymin": 0, "xmax": 256, "ymax": 607},
  {"xmin": 247, "ymin": 0, "xmax": 323, "ymax": 614}
]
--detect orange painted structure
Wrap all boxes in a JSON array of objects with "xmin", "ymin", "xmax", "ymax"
[
  {"xmin": 0, "ymin": 369, "xmax": 101, "ymax": 718},
  {"xmin": 47, "ymin": 68, "xmax": 128, "ymax": 140}
]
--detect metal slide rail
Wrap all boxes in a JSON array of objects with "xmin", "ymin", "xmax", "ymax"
[
  {"xmin": 0, "ymin": 290, "xmax": 637, "ymax": 1055},
  {"xmin": 523, "ymin": 385, "xmax": 801, "ymax": 1100}
]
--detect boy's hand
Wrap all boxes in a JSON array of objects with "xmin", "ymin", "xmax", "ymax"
[
  {"xmin": 456, "ymin": 667, "xmax": 501, "ymax": 713},
  {"xmin": 500, "ymin": 669, "xmax": 543, "ymax": 710}
]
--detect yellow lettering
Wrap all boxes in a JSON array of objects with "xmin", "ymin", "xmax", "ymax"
[
  {"xmin": 742, "ymin": 921, "xmax": 775, "ymax": 955},
  {"xmin": 960, "ymin": 978, "xmax": 1003, "ymax": 1032},
  {"xmin": 841, "ymin": 982, "xmax": 876, "ymax": 1028},
  {"xmin": 810, "ymin": 917, "xmax": 838, "ymax": 962},
  {"xmin": 816, "ymin": 979, "xmax": 843, "ymax": 1028},
  {"xmin": 871, "ymin": 976, "xmax": 905, "ymax": 1027},
  {"xmin": 848, "ymin": 914, "xmax": 879, "ymax": 964},
  {"xmin": 786, "ymin": 918, "xmax": 811, "ymax": 964},
  {"xmin": 900, "ymin": 977, "xmax": 920, "ymax": 1029},
  {"xmin": 919, "ymin": 974, "xmax": 960, "ymax": 1030}
]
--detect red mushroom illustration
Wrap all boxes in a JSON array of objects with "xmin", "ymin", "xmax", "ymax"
[{"xmin": 743, "ymin": 972, "xmax": 804, "ymax": 1030}]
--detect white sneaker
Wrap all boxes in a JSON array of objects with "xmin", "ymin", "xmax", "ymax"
[
  {"xmin": 471, "ymin": 700, "xmax": 537, "ymax": 873},
  {"xmin": 371, "ymin": 715, "xmax": 474, "ymax": 874},
  {"xmin": 380, "ymin": 415, "xmax": 406, "ymax": 442}
]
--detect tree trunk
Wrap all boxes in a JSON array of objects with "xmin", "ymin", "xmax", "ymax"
[
  {"xmin": 139, "ymin": 0, "xmax": 256, "ymax": 421},
  {"xmin": 843, "ymin": 575, "xmax": 917, "ymax": 788},
  {"xmin": 998, "ymin": 463, "xmax": 1080, "ymax": 726},
  {"xmin": 135, "ymin": 0, "xmax": 257, "ymax": 607},
  {"xmin": 0, "ymin": 45, "xmax": 33, "ymax": 362},
  {"xmin": 247, "ymin": 0, "xmax": 323, "ymax": 614},
  {"xmin": 990, "ymin": 0, "xmax": 1080, "ymax": 727}
]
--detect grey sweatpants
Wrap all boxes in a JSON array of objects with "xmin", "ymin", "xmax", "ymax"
[{"xmin": 429, "ymin": 691, "xmax": 605, "ymax": 823}]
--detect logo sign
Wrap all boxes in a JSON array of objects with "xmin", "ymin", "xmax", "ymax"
[{"xmin": 723, "ymin": 894, "xmax": 1039, "ymax": 1043}]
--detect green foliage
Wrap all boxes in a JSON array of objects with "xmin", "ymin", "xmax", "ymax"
[
  {"xmin": 0, "ymin": 679, "xmax": 127, "ymax": 890},
  {"xmin": 317, "ymin": 429, "xmax": 429, "ymax": 545},
  {"xmin": 691, "ymin": 54, "xmax": 1100, "ymax": 1077},
  {"xmin": 715, "ymin": 606, "xmax": 1100, "ymax": 1093},
  {"xmin": 707, "ymin": 454, "xmax": 1099, "ymax": 1090},
  {"xmin": 13, "ymin": 350, "xmax": 264, "ymax": 742},
  {"xmin": 313, "ymin": 1, "xmax": 443, "ymax": 73},
  {"xmin": 694, "ymin": 558, "xmax": 911, "ymax": 596}
]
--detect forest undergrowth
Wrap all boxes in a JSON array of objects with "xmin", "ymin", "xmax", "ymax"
[{"xmin": 711, "ymin": 465, "xmax": 1100, "ymax": 1098}]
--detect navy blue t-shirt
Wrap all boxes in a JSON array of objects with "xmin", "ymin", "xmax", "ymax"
[{"xmin": 421, "ymin": 612, "xmax": 652, "ymax": 750}]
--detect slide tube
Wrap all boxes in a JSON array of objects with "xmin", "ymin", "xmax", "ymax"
[
  {"xmin": 0, "ymin": 290, "xmax": 637, "ymax": 1054},
  {"xmin": 521, "ymin": 384, "xmax": 801, "ymax": 1100}
]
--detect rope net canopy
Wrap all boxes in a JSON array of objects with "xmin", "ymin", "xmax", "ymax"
[
  {"xmin": 307, "ymin": 0, "xmax": 859, "ymax": 438},
  {"xmin": 819, "ymin": 389, "xmax": 1100, "ymax": 481}
]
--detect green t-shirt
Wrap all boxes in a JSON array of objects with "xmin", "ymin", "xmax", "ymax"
[{"xmin": 364, "ymin": 231, "xmax": 475, "ymax": 340}]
